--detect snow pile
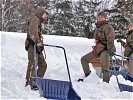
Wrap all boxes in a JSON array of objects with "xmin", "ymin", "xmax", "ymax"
[
  {"xmin": 1, "ymin": 32, "xmax": 133, "ymax": 99},
  {"xmin": 117, "ymin": 75, "xmax": 133, "ymax": 86}
]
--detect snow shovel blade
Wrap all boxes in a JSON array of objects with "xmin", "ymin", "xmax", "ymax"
[
  {"xmin": 119, "ymin": 83, "xmax": 133, "ymax": 92},
  {"xmin": 35, "ymin": 78, "xmax": 81, "ymax": 100},
  {"xmin": 109, "ymin": 70, "xmax": 128, "ymax": 79}
]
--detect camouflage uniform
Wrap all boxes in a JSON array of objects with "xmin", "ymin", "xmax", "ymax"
[
  {"xmin": 81, "ymin": 15, "xmax": 116, "ymax": 83},
  {"xmin": 25, "ymin": 7, "xmax": 48, "ymax": 87},
  {"xmin": 117, "ymin": 30, "xmax": 133, "ymax": 75}
]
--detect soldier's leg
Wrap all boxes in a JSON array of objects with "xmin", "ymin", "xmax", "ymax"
[
  {"xmin": 81, "ymin": 51, "xmax": 94, "ymax": 77},
  {"xmin": 37, "ymin": 53, "xmax": 47, "ymax": 77},
  {"xmin": 128, "ymin": 53, "xmax": 133, "ymax": 76},
  {"xmin": 25, "ymin": 46, "xmax": 35, "ymax": 86},
  {"xmin": 100, "ymin": 50, "xmax": 110, "ymax": 83}
]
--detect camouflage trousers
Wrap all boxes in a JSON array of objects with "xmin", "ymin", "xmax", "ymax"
[
  {"xmin": 25, "ymin": 45, "xmax": 47, "ymax": 86},
  {"xmin": 81, "ymin": 50, "xmax": 110, "ymax": 83},
  {"xmin": 126, "ymin": 53, "xmax": 133, "ymax": 76}
]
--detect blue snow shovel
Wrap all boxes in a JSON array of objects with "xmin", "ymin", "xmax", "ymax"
[
  {"xmin": 109, "ymin": 55, "xmax": 128, "ymax": 79},
  {"xmin": 109, "ymin": 55, "xmax": 133, "ymax": 92},
  {"xmin": 109, "ymin": 54, "xmax": 133, "ymax": 81},
  {"xmin": 116, "ymin": 76, "xmax": 133, "ymax": 92},
  {"xmin": 34, "ymin": 44, "xmax": 81, "ymax": 100}
]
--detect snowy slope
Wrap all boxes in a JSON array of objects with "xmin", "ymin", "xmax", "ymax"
[{"xmin": 0, "ymin": 31, "xmax": 133, "ymax": 99}]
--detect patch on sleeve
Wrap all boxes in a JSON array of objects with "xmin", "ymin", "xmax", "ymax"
[{"xmin": 31, "ymin": 35, "xmax": 35, "ymax": 40}]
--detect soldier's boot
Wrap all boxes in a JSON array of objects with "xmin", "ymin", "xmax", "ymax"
[
  {"xmin": 78, "ymin": 71, "xmax": 91, "ymax": 82},
  {"xmin": 25, "ymin": 64, "xmax": 35, "ymax": 86},
  {"xmin": 25, "ymin": 80, "xmax": 30, "ymax": 87},
  {"xmin": 30, "ymin": 80, "xmax": 38, "ymax": 91},
  {"xmin": 25, "ymin": 77, "xmax": 38, "ymax": 91},
  {"xmin": 85, "ymin": 71, "xmax": 91, "ymax": 77},
  {"xmin": 103, "ymin": 71, "xmax": 110, "ymax": 83}
]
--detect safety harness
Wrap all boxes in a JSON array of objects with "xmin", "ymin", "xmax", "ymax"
[
  {"xmin": 93, "ymin": 39, "xmax": 99, "ymax": 58},
  {"xmin": 92, "ymin": 25, "xmax": 107, "ymax": 58}
]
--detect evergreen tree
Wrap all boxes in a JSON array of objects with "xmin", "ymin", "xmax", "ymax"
[
  {"xmin": 1, "ymin": 0, "xmax": 21, "ymax": 32},
  {"xmin": 48, "ymin": 0, "xmax": 74, "ymax": 36},
  {"xmin": 1, "ymin": 0, "xmax": 132, "ymax": 38},
  {"xmin": 105, "ymin": 0, "xmax": 133, "ymax": 39},
  {"xmin": 73, "ymin": 0, "xmax": 101, "ymax": 36}
]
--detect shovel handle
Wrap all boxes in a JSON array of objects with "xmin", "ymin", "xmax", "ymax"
[
  {"xmin": 34, "ymin": 44, "xmax": 72, "ymax": 83},
  {"xmin": 34, "ymin": 44, "xmax": 38, "ymax": 77},
  {"xmin": 43, "ymin": 44, "xmax": 72, "ymax": 83},
  {"xmin": 114, "ymin": 54, "xmax": 133, "ymax": 60}
]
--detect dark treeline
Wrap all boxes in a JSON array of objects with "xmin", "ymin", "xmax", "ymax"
[{"xmin": 0, "ymin": 0, "xmax": 133, "ymax": 38}]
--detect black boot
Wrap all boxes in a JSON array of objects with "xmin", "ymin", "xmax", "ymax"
[
  {"xmin": 78, "ymin": 71, "xmax": 91, "ymax": 82},
  {"xmin": 85, "ymin": 71, "xmax": 91, "ymax": 77},
  {"xmin": 31, "ymin": 81, "xmax": 38, "ymax": 91},
  {"xmin": 31, "ymin": 85, "xmax": 38, "ymax": 91},
  {"xmin": 77, "ymin": 78, "xmax": 84, "ymax": 82},
  {"xmin": 25, "ymin": 82, "xmax": 28, "ymax": 87}
]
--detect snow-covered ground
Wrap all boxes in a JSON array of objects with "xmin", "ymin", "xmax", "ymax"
[{"xmin": 1, "ymin": 31, "xmax": 133, "ymax": 99}]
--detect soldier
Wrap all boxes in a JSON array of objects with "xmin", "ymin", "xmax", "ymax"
[
  {"xmin": 78, "ymin": 11, "xmax": 116, "ymax": 83},
  {"xmin": 117, "ymin": 22, "xmax": 133, "ymax": 76},
  {"xmin": 25, "ymin": 7, "xmax": 49, "ymax": 90}
]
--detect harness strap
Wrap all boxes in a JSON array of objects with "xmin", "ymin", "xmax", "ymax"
[{"xmin": 93, "ymin": 39, "xmax": 99, "ymax": 58}]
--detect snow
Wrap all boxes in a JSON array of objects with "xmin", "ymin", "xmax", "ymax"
[{"xmin": 0, "ymin": 31, "xmax": 133, "ymax": 99}]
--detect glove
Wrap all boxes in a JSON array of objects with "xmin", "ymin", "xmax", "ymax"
[
  {"xmin": 84, "ymin": 24, "xmax": 89, "ymax": 30},
  {"xmin": 117, "ymin": 39, "xmax": 122, "ymax": 43},
  {"xmin": 37, "ymin": 46, "xmax": 44, "ymax": 53},
  {"xmin": 84, "ymin": 24, "xmax": 91, "ymax": 34},
  {"xmin": 37, "ymin": 41, "xmax": 44, "ymax": 51}
]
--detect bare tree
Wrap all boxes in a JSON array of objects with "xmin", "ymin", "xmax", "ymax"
[{"xmin": 1, "ymin": 0, "xmax": 21, "ymax": 31}]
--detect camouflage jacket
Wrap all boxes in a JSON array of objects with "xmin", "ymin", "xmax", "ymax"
[
  {"xmin": 27, "ymin": 15, "xmax": 44, "ymax": 43},
  {"xmin": 119, "ymin": 30, "xmax": 133, "ymax": 57},
  {"xmin": 25, "ymin": 7, "xmax": 46, "ymax": 51},
  {"xmin": 84, "ymin": 21, "xmax": 116, "ymax": 55}
]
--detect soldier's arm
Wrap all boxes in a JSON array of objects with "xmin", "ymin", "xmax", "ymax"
[
  {"xmin": 104, "ymin": 24, "xmax": 116, "ymax": 52},
  {"xmin": 83, "ymin": 25, "xmax": 94, "ymax": 39},
  {"xmin": 127, "ymin": 33, "xmax": 133, "ymax": 49},
  {"xmin": 117, "ymin": 39, "xmax": 126, "ymax": 47},
  {"xmin": 29, "ymin": 17, "xmax": 41, "ymax": 43}
]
